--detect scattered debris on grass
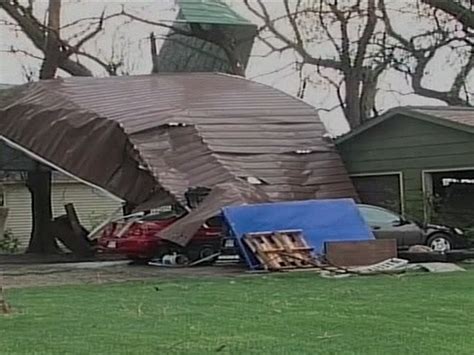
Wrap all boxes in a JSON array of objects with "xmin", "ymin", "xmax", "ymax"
[
  {"xmin": 416, "ymin": 263, "xmax": 466, "ymax": 273},
  {"xmin": 148, "ymin": 252, "xmax": 221, "ymax": 268},
  {"xmin": 408, "ymin": 245, "xmax": 433, "ymax": 253}
]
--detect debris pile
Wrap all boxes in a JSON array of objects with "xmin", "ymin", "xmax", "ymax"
[{"xmin": 222, "ymin": 198, "xmax": 375, "ymax": 270}]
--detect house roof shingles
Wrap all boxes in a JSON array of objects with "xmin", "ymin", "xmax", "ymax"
[
  {"xmin": 336, "ymin": 106, "xmax": 474, "ymax": 144},
  {"xmin": 410, "ymin": 106, "xmax": 474, "ymax": 129}
]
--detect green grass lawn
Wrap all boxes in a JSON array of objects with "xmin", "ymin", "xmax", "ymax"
[{"xmin": 2, "ymin": 270, "xmax": 474, "ymax": 355}]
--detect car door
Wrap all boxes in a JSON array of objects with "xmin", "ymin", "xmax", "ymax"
[{"xmin": 358, "ymin": 205, "xmax": 422, "ymax": 247}]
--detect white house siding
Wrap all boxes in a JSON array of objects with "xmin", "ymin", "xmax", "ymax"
[{"xmin": 4, "ymin": 182, "xmax": 122, "ymax": 250}]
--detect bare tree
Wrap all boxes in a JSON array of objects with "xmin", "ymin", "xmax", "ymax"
[
  {"xmin": 0, "ymin": 0, "xmax": 124, "ymax": 77},
  {"xmin": 244, "ymin": 0, "xmax": 391, "ymax": 129},
  {"xmin": 244, "ymin": 0, "xmax": 474, "ymax": 128},
  {"xmin": 380, "ymin": 0, "xmax": 473, "ymax": 106},
  {"xmin": 421, "ymin": 0, "xmax": 474, "ymax": 30}
]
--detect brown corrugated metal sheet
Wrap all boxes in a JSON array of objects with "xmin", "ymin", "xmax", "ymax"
[
  {"xmin": 0, "ymin": 73, "xmax": 357, "ymax": 245},
  {"xmin": 325, "ymin": 239, "xmax": 397, "ymax": 266}
]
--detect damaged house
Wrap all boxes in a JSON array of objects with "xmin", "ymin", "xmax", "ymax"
[{"xmin": 0, "ymin": 73, "xmax": 357, "ymax": 246}]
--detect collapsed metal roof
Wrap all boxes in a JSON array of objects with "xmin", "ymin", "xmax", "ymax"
[
  {"xmin": 0, "ymin": 73, "xmax": 357, "ymax": 244},
  {"xmin": 155, "ymin": 0, "xmax": 257, "ymax": 74}
]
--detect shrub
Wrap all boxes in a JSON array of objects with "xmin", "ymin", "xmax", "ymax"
[{"xmin": 0, "ymin": 229, "xmax": 20, "ymax": 253}]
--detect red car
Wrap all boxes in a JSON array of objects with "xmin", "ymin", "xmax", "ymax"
[{"xmin": 97, "ymin": 211, "xmax": 223, "ymax": 263}]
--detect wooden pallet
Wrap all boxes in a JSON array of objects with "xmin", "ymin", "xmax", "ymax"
[{"xmin": 244, "ymin": 230, "xmax": 314, "ymax": 271}]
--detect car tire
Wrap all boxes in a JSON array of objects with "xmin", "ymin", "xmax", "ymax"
[
  {"xmin": 426, "ymin": 233, "xmax": 453, "ymax": 252},
  {"xmin": 186, "ymin": 244, "xmax": 219, "ymax": 265}
]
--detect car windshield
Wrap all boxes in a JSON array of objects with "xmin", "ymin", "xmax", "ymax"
[{"xmin": 358, "ymin": 205, "xmax": 400, "ymax": 225}]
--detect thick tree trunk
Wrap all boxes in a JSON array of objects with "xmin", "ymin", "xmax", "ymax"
[
  {"xmin": 26, "ymin": 0, "xmax": 61, "ymax": 254},
  {"xmin": 344, "ymin": 77, "xmax": 363, "ymax": 129},
  {"xmin": 40, "ymin": 0, "xmax": 61, "ymax": 79},
  {"xmin": 150, "ymin": 32, "xmax": 159, "ymax": 74},
  {"xmin": 26, "ymin": 170, "xmax": 58, "ymax": 253}
]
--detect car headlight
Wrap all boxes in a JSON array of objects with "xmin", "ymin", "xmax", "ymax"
[{"xmin": 454, "ymin": 228, "xmax": 464, "ymax": 235}]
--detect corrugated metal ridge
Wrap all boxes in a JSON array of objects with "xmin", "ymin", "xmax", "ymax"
[
  {"xmin": 216, "ymin": 72, "xmax": 322, "ymax": 114},
  {"xmin": 1, "ymin": 73, "xmax": 357, "ymax": 216},
  {"xmin": 0, "ymin": 81, "xmax": 163, "ymax": 205},
  {"xmin": 133, "ymin": 124, "xmax": 237, "ymax": 200},
  {"xmin": 178, "ymin": 0, "xmax": 254, "ymax": 26},
  {"xmin": 36, "ymin": 79, "xmax": 166, "ymax": 194}
]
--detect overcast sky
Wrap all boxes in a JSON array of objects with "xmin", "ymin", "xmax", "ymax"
[{"xmin": 0, "ymin": 0, "xmax": 466, "ymax": 135}]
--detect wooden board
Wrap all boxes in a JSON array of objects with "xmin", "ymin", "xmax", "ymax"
[
  {"xmin": 325, "ymin": 239, "xmax": 397, "ymax": 267},
  {"xmin": 244, "ymin": 230, "xmax": 314, "ymax": 271}
]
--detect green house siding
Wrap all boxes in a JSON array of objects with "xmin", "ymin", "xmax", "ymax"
[{"xmin": 337, "ymin": 114, "xmax": 474, "ymax": 219}]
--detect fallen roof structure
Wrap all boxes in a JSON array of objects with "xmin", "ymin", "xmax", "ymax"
[
  {"xmin": 0, "ymin": 73, "xmax": 357, "ymax": 244},
  {"xmin": 155, "ymin": 0, "xmax": 257, "ymax": 74}
]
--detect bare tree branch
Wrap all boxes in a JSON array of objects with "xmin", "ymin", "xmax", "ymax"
[
  {"xmin": 452, "ymin": 47, "xmax": 474, "ymax": 98},
  {"xmin": 0, "ymin": 1, "xmax": 93, "ymax": 76},
  {"xmin": 1, "ymin": 47, "xmax": 43, "ymax": 60},
  {"xmin": 245, "ymin": 0, "xmax": 343, "ymax": 70},
  {"xmin": 421, "ymin": 0, "xmax": 474, "ymax": 30},
  {"xmin": 67, "ymin": 10, "xmax": 105, "ymax": 55},
  {"xmin": 380, "ymin": 0, "xmax": 472, "ymax": 106},
  {"xmin": 354, "ymin": 0, "xmax": 377, "ymax": 69},
  {"xmin": 328, "ymin": 2, "xmax": 352, "ymax": 70}
]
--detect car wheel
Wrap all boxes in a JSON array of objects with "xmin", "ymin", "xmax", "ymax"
[
  {"xmin": 187, "ymin": 244, "xmax": 219, "ymax": 265},
  {"xmin": 426, "ymin": 233, "xmax": 453, "ymax": 252}
]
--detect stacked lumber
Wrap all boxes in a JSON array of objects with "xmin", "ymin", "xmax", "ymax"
[{"xmin": 244, "ymin": 230, "xmax": 314, "ymax": 271}]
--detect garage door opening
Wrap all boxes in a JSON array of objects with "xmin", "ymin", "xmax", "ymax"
[
  {"xmin": 424, "ymin": 169, "xmax": 474, "ymax": 228},
  {"xmin": 351, "ymin": 173, "xmax": 403, "ymax": 213}
]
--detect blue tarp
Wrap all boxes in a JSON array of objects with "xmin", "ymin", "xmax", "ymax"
[{"xmin": 222, "ymin": 198, "xmax": 375, "ymax": 269}]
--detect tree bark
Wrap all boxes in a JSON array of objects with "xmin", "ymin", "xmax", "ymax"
[
  {"xmin": 39, "ymin": 0, "xmax": 61, "ymax": 79},
  {"xmin": 26, "ymin": 0, "xmax": 61, "ymax": 254},
  {"xmin": 26, "ymin": 169, "xmax": 58, "ymax": 253},
  {"xmin": 344, "ymin": 76, "xmax": 363, "ymax": 129}
]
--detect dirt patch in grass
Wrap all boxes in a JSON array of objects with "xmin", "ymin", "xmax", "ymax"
[{"xmin": 0, "ymin": 261, "xmax": 246, "ymax": 289}]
